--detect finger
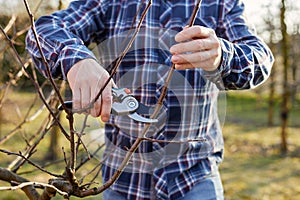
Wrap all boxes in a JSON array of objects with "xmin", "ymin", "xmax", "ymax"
[
  {"xmin": 90, "ymin": 73, "xmax": 108, "ymax": 117},
  {"xmin": 175, "ymin": 26, "xmax": 212, "ymax": 42},
  {"xmin": 72, "ymin": 87, "xmax": 81, "ymax": 111},
  {"xmin": 81, "ymin": 86, "xmax": 91, "ymax": 113},
  {"xmin": 100, "ymin": 84, "xmax": 112, "ymax": 122},
  {"xmin": 112, "ymin": 81, "xmax": 117, "ymax": 88},
  {"xmin": 175, "ymin": 59, "xmax": 215, "ymax": 70},
  {"xmin": 90, "ymin": 79, "xmax": 103, "ymax": 117},
  {"xmin": 174, "ymin": 63, "xmax": 194, "ymax": 70},
  {"xmin": 90, "ymin": 97, "xmax": 101, "ymax": 117},
  {"xmin": 170, "ymin": 38, "xmax": 213, "ymax": 54},
  {"xmin": 172, "ymin": 49, "xmax": 218, "ymax": 64}
]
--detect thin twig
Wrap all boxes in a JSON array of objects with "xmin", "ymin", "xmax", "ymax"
[
  {"xmin": 141, "ymin": 137, "xmax": 207, "ymax": 144},
  {"xmin": 0, "ymin": 149, "xmax": 63, "ymax": 178},
  {"xmin": 76, "ymin": 143, "xmax": 105, "ymax": 171},
  {"xmin": 0, "ymin": 15, "xmax": 17, "ymax": 41},
  {"xmin": 18, "ymin": 158, "xmax": 65, "ymax": 176},
  {"xmin": 0, "ymin": 181, "xmax": 68, "ymax": 198},
  {"xmin": 78, "ymin": 162, "xmax": 102, "ymax": 187},
  {"xmin": 75, "ymin": 114, "xmax": 90, "ymax": 160}
]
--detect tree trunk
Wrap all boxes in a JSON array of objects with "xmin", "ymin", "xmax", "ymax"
[
  {"xmin": 279, "ymin": 0, "xmax": 290, "ymax": 154},
  {"xmin": 268, "ymin": 32, "xmax": 276, "ymax": 126},
  {"xmin": 290, "ymin": 31, "xmax": 299, "ymax": 105},
  {"xmin": 268, "ymin": 61, "xmax": 276, "ymax": 126},
  {"xmin": 58, "ymin": 0, "xmax": 63, "ymax": 10}
]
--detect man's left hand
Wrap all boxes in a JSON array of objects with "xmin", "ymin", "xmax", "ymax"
[{"xmin": 170, "ymin": 26, "xmax": 222, "ymax": 71}]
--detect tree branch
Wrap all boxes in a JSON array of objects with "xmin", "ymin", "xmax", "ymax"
[
  {"xmin": 0, "ymin": 180, "xmax": 69, "ymax": 199},
  {"xmin": 0, "ymin": 149, "xmax": 63, "ymax": 178},
  {"xmin": 0, "ymin": 167, "xmax": 40, "ymax": 200}
]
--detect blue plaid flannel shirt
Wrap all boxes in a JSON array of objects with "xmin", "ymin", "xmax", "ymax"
[{"xmin": 26, "ymin": 0, "xmax": 274, "ymax": 199}]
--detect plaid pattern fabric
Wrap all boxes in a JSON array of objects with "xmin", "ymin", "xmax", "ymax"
[{"xmin": 26, "ymin": 0, "xmax": 273, "ymax": 199}]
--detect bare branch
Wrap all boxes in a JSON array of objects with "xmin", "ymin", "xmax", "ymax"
[
  {"xmin": 0, "ymin": 149, "xmax": 63, "ymax": 178},
  {"xmin": 141, "ymin": 137, "xmax": 207, "ymax": 144},
  {"xmin": 0, "ymin": 15, "xmax": 17, "ymax": 41},
  {"xmin": 18, "ymin": 158, "xmax": 65, "ymax": 176},
  {"xmin": 76, "ymin": 114, "xmax": 91, "ymax": 160},
  {"xmin": 0, "ymin": 180, "xmax": 69, "ymax": 199},
  {"xmin": 0, "ymin": 167, "xmax": 40, "ymax": 200}
]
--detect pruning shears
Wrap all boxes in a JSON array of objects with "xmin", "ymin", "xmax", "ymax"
[{"xmin": 58, "ymin": 88, "xmax": 158, "ymax": 124}]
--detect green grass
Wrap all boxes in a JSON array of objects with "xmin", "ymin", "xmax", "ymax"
[
  {"xmin": 220, "ymin": 91, "xmax": 300, "ymax": 200},
  {"xmin": 1, "ymin": 89, "xmax": 300, "ymax": 199},
  {"xmin": 221, "ymin": 123, "xmax": 300, "ymax": 199}
]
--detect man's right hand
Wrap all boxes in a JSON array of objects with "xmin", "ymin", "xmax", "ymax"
[{"xmin": 67, "ymin": 58, "xmax": 113, "ymax": 122}]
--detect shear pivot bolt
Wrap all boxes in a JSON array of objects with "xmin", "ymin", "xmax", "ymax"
[{"xmin": 127, "ymin": 100, "xmax": 137, "ymax": 108}]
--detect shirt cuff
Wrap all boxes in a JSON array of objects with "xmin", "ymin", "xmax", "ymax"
[
  {"xmin": 58, "ymin": 44, "xmax": 97, "ymax": 80},
  {"xmin": 202, "ymin": 67, "xmax": 224, "ymax": 90},
  {"xmin": 202, "ymin": 38, "xmax": 234, "ymax": 90}
]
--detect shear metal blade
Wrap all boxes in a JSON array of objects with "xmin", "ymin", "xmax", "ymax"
[{"xmin": 128, "ymin": 112, "xmax": 158, "ymax": 123}]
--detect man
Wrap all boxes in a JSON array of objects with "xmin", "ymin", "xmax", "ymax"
[{"xmin": 26, "ymin": 0, "xmax": 274, "ymax": 199}]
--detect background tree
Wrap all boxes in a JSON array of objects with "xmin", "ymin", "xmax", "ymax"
[{"xmin": 279, "ymin": 0, "xmax": 290, "ymax": 154}]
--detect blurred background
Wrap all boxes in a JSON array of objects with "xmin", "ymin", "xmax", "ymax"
[{"xmin": 0, "ymin": 0, "xmax": 299, "ymax": 199}]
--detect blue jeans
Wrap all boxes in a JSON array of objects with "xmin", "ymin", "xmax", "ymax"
[
  {"xmin": 177, "ymin": 165, "xmax": 224, "ymax": 200},
  {"xmin": 103, "ymin": 164, "xmax": 224, "ymax": 200}
]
